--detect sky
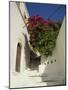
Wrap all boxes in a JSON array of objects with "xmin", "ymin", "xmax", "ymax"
[{"xmin": 25, "ymin": 2, "xmax": 66, "ymax": 21}]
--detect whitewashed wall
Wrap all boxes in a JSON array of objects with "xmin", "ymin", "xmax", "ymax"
[
  {"xmin": 39, "ymin": 18, "xmax": 65, "ymax": 84},
  {"xmin": 10, "ymin": 2, "xmax": 30, "ymax": 88}
]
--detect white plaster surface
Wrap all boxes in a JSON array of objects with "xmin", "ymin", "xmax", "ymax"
[
  {"xmin": 10, "ymin": 2, "xmax": 30, "ymax": 88},
  {"xmin": 39, "ymin": 18, "xmax": 65, "ymax": 83}
]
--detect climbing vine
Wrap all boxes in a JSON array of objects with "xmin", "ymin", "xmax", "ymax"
[{"xmin": 27, "ymin": 15, "xmax": 61, "ymax": 57}]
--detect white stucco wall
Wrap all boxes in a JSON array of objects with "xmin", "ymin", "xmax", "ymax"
[
  {"xmin": 10, "ymin": 2, "xmax": 30, "ymax": 88},
  {"xmin": 55, "ymin": 18, "xmax": 65, "ymax": 78},
  {"xmin": 39, "ymin": 18, "xmax": 65, "ymax": 83}
]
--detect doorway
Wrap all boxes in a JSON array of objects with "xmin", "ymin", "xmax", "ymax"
[{"xmin": 15, "ymin": 43, "xmax": 21, "ymax": 72}]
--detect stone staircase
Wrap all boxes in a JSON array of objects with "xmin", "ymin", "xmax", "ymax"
[
  {"xmin": 11, "ymin": 67, "xmax": 65, "ymax": 88},
  {"xmin": 23, "ymin": 62, "xmax": 65, "ymax": 85},
  {"xmin": 24, "ymin": 69, "xmax": 48, "ymax": 83}
]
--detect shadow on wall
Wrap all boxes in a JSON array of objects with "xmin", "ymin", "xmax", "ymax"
[
  {"xmin": 24, "ymin": 34, "xmax": 41, "ymax": 70},
  {"xmin": 40, "ymin": 59, "xmax": 65, "ymax": 86},
  {"xmin": 24, "ymin": 34, "xmax": 30, "ymax": 69},
  {"xmin": 40, "ymin": 18, "xmax": 65, "ymax": 85},
  {"xmin": 29, "ymin": 49, "xmax": 41, "ymax": 70}
]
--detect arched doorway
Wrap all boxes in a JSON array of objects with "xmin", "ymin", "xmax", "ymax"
[{"xmin": 15, "ymin": 43, "xmax": 22, "ymax": 72}]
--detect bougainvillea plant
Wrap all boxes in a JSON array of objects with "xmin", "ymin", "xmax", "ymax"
[{"xmin": 27, "ymin": 15, "xmax": 62, "ymax": 57}]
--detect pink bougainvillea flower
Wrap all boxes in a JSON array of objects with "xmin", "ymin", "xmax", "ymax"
[{"xmin": 27, "ymin": 15, "xmax": 58, "ymax": 32}]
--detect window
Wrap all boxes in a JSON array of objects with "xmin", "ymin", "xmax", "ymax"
[
  {"xmin": 15, "ymin": 43, "xmax": 21, "ymax": 72},
  {"xmin": 47, "ymin": 62, "xmax": 49, "ymax": 64}
]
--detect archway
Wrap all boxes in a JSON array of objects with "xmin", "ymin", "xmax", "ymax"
[{"xmin": 15, "ymin": 43, "xmax": 22, "ymax": 72}]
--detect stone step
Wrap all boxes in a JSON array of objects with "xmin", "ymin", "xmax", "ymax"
[
  {"xmin": 24, "ymin": 69, "xmax": 48, "ymax": 83},
  {"xmin": 24, "ymin": 69, "xmax": 39, "ymax": 76}
]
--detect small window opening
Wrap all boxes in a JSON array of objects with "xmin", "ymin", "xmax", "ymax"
[
  {"xmin": 47, "ymin": 62, "xmax": 49, "ymax": 64},
  {"xmin": 51, "ymin": 60, "xmax": 53, "ymax": 64},
  {"xmin": 24, "ymin": 14, "xmax": 26, "ymax": 19}
]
